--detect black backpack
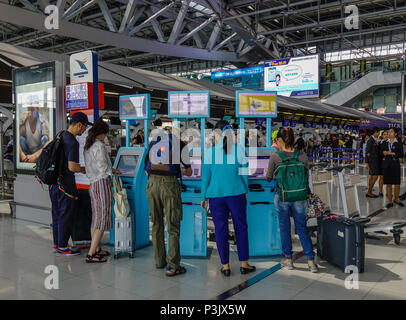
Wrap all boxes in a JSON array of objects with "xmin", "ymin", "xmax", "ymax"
[{"xmin": 34, "ymin": 130, "xmax": 65, "ymax": 186}]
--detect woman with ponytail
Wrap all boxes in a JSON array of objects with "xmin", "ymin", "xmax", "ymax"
[
  {"xmin": 266, "ymin": 127, "xmax": 318, "ymax": 273},
  {"xmin": 201, "ymin": 120, "xmax": 255, "ymax": 277},
  {"xmin": 84, "ymin": 119, "xmax": 120, "ymax": 263}
]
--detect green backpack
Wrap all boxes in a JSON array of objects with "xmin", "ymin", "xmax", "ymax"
[{"xmin": 274, "ymin": 149, "xmax": 308, "ymax": 202}]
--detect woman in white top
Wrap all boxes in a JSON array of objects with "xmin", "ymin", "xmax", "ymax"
[{"xmin": 84, "ymin": 119, "xmax": 120, "ymax": 263}]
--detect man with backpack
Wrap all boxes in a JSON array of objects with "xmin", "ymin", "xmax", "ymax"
[
  {"xmin": 266, "ymin": 127, "xmax": 318, "ymax": 273},
  {"xmin": 144, "ymin": 126, "xmax": 192, "ymax": 276},
  {"xmin": 48, "ymin": 112, "xmax": 91, "ymax": 256}
]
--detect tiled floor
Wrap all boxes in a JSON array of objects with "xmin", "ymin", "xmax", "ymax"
[{"xmin": 0, "ymin": 167, "xmax": 406, "ymax": 300}]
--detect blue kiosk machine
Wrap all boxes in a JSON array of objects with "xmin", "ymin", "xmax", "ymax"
[
  {"xmin": 167, "ymin": 91, "xmax": 210, "ymax": 258},
  {"xmin": 236, "ymin": 90, "xmax": 282, "ymax": 257},
  {"xmin": 109, "ymin": 94, "xmax": 151, "ymax": 251}
]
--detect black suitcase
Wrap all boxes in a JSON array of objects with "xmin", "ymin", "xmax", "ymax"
[
  {"xmin": 71, "ymin": 189, "xmax": 92, "ymax": 246},
  {"xmin": 317, "ymin": 215, "xmax": 366, "ymax": 273}
]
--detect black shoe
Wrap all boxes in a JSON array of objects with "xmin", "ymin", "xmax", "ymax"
[
  {"xmin": 379, "ymin": 193, "xmax": 384, "ymax": 197},
  {"xmin": 386, "ymin": 203, "xmax": 394, "ymax": 209},
  {"xmin": 240, "ymin": 266, "xmax": 256, "ymax": 275},
  {"xmin": 395, "ymin": 201, "xmax": 405, "ymax": 207},
  {"xmin": 221, "ymin": 267, "xmax": 231, "ymax": 277},
  {"xmin": 366, "ymin": 194, "xmax": 378, "ymax": 198}
]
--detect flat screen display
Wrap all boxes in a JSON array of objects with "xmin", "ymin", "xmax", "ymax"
[
  {"xmin": 168, "ymin": 91, "xmax": 209, "ymax": 117},
  {"xmin": 291, "ymin": 120, "xmax": 297, "ymax": 127},
  {"xmin": 328, "ymin": 124, "xmax": 333, "ymax": 129},
  {"xmin": 264, "ymin": 54, "xmax": 319, "ymax": 98},
  {"xmin": 312, "ymin": 122, "xmax": 317, "ymax": 128},
  {"xmin": 304, "ymin": 122, "xmax": 311, "ymax": 128},
  {"xmin": 182, "ymin": 157, "xmax": 201, "ymax": 179},
  {"xmin": 322, "ymin": 123, "xmax": 328, "ymax": 129},
  {"xmin": 237, "ymin": 91, "xmax": 277, "ymax": 117},
  {"xmin": 119, "ymin": 94, "xmax": 149, "ymax": 119},
  {"xmin": 13, "ymin": 62, "xmax": 56, "ymax": 172},
  {"xmin": 117, "ymin": 155, "xmax": 139, "ymax": 177},
  {"xmin": 256, "ymin": 118, "xmax": 265, "ymax": 126},
  {"xmin": 248, "ymin": 156, "xmax": 269, "ymax": 178},
  {"xmin": 283, "ymin": 120, "xmax": 290, "ymax": 127}
]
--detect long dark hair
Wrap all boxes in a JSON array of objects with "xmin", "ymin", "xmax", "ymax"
[
  {"xmin": 84, "ymin": 119, "xmax": 109, "ymax": 151},
  {"xmin": 214, "ymin": 120, "xmax": 233, "ymax": 154},
  {"xmin": 277, "ymin": 127, "xmax": 295, "ymax": 149}
]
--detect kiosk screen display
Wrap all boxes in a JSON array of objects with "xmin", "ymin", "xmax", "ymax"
[
  {"xmin": 237, "ymin": 91, "xmax": 277, "ymax": 117},
  {"xmin": 117, "ymin": 155, "xmax": 139, "ymax": 177},
  {"xmin": 168, "ymin": 92, "xmax": 209, "ymax": 117},
  {"xmin": 182, "ymin": 157, "xmax": 201, "ymax": 179},
  {"xmin": 119, "ymin": 95, "xmax": 148, "ymax": 119},
  {"xmin": 248, "ymin": 156, "xmax": 269, "ymax": 178}
]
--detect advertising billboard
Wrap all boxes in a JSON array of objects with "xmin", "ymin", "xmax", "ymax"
[
  {"xmin": 236, "ymin": 91, "xmax": 277, "ymax": 118},
  {"xmin": 13, "ymin": 62, "xmax": 57, "ymax": 173},
  {"xmin": 168, "ymin": 91, "xmax": 210, "ymax": 118},
  {"xmin": 264, "ymin": 54, "xmax": 319, "ymax": 98}
]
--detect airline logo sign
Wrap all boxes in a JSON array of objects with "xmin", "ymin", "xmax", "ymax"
[{"xmin": 70, "ymin": 51, "xmax": 97, "ymax": 84}]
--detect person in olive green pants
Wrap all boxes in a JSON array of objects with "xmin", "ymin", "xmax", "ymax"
[
  {"xmin": 144, "ymin": 129, "xmax": 192, "ymax": 277},
  {"xmin": 146, "ymin": 175, "xmax": 183, "ymax": 272}
]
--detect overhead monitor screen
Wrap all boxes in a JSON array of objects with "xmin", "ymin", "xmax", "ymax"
[
  {"xmin": 182, "ymin": 157, "xmax": 201, "ymax": 179},
  {"xmin": 237, "ymin": 91, "xmax": 277, "ymax": 117},
  {"xmin": 283, "ymin": 120, "xmax": 290, "ymax": 127},
  {"xmin": 304, "ymin": 122, "xmax": 311, "ymax": 128},
  {"xmin": 119, "ymin": 94, "xmax": 149, "ymax": 119},
  {"xmin": 168, "ymin": 91, "xmax": 209, "ymax": 117},
  {"xmin": 248, "ymin": 156, "xmax": 269, "ymax": 178},
  {"xmin": 264, "ymin": 54, "xmax": 319, "ymax": 98},
  {"xmin": 312, "ymin": 122, "xmax": 317, "ymax": 128},
  {"xmin": 291, "ymin": 120, "xmax": 297, "ymax": 127},
  {"xmin": 117, "ymin": 155, "xmax": 139, "ymax": 177},
  {"xmin": 256, "ymin": 118, "xmax": 265, "ymax": 126}
]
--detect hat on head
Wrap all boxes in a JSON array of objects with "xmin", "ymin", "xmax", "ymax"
[{"xmin": 71, "ymin": 112, "xmax": 93, "ymax": 126}]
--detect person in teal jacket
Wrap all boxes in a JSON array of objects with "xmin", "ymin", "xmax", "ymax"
[{"xmin": 200, "ymin": 120, "xmax": 256, "ymax": 277}]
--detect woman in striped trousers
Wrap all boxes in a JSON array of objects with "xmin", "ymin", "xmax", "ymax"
[{"xmin": 84, "ymin": 119, "xmax": 120, "ymax": 263}]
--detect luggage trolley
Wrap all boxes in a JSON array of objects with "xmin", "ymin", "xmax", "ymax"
[{"xmin": 326, "ymin": 165, "xmax": 406, "ymax": 245}]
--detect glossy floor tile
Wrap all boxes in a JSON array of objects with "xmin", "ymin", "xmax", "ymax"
[{"xmin": 1, "ymin": 171, "xmax": 406, "ymax": 300}]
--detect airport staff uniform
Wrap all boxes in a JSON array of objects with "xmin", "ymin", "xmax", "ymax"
[
  {"xmin": 49, "ymin": 131, "xmax": 79, "ymax": 249},
  {"xmin": 201, "ymin": 143, "xmax": 249, "ymax": 265},
  {"xmin": 144, "ymin": 135, "xmax": 191, "ymax": 270},
  {"xmin": 366, "ymin": 135, "xmax": 381, "ymax": 176}
]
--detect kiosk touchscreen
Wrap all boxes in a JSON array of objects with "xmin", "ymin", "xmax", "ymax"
[
  {"xmin": 236, "ymin": 90, "xmax": 281, "ymax": 257},
  {"xmin": 111, "ymin": 148, "xmax": 150, "ymax": 250}
]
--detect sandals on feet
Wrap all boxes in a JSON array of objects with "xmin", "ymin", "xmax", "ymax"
[
  {"xmin": 165, "ymin": 266, "xmax": 187, "ymax": 277},
  {"xmin": 86, "ymin": 253, "xmax": 107, "ymax": 263}
]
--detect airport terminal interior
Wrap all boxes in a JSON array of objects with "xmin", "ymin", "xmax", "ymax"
[{"xmin": 0, "ymin": 0, "xmax": 406, "ymax": 302}]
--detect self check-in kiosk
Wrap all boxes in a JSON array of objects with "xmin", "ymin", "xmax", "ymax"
[
  {"xmin": 167, "ymin": 91, "xmax": 210, "ymax": 257},
  {"xmin": 236, "ymin": 90, "xmax": 282, "ymax": 257},
  {"xmin": 109, "ymin": 94, "xmax": 151, "ymax": 249}
]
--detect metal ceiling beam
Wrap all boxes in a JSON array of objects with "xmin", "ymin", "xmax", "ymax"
[
  {"xmin": 128, "ymin": 2, "xmax": 174, "ymax": 36},
  {"xmin": 97, "ymin": 0, "xmax": 118, "ymax": 32},
  {"xmin": 206, "ymin": 19, "xmax": 221, "ymax": 50},
  {"xmin": 118, "ymin": 0, "xmax": 137, "ymax": 33},
  {"xmin": 0, "ymin": 2, "xmax": 239, "ymax": 61},
  {"xmin": 62, "ymin": 0, "xmax": 86, "ymax": 20},
  {"xmin": 18, "ymin": 0, "xmax": 42, "ymax": 13},
  {"xmin": 124, "ymin": 6, "xmax": 146, "ymax": 34},
  {"xmin": 176, "ymin": 16, "xmax": 215, "ymax": 45},
  {"xmin": 213, "ymin": 32, "xmax": 237, "ymax": 51},
  {"xmin": 168, "ymin": 0, "xmax": 190, "ymax": 45}
]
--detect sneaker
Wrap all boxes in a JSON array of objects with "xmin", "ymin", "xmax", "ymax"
[
  {"xmin": 56, "ymin": 248, "xmax": 81, "ymax": 256},
  {"xmin": 308, "ymin": 263, "xmax": 319, "ymax": 273},
  {"xmin": 395, "ymin": 201, "xmax": 405, "ymax": 207},
  {"xmin": 386, "ymin": 203, "xmax": 394, "ymax": 209},
  {"xmin": 281, "ymin": 259, "xmax": 294, "ymax": 270}
]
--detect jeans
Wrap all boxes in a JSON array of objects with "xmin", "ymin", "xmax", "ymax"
[{"xmin": 274, "ymin": 193, "xmax": 315, "ymax": 261}]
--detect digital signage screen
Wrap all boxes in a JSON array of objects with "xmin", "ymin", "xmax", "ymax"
[
  {"xmin": 13, "ymin": 62, "xmax": 56, "ymax": 172},
  {"xmin": 312, "ymin": 122, "xmax": 317, "ymax": 128},
  {"xmin": 304, "ymin": 122, "xmax": 311, "ymax": 128},
  {"xmin": 168, "ymin": 91, "xmax": 209, "ymax": 118},
  {"xmin": 236, "ymin": 91, "xmax": 277, "ymax": 117},
  {"xmin": 264, "ymin": 54, "xmax": 319, "ymax": 98},
  {"xmin": 119, "ymin": 94, "xmax": 150, "ymax": 119},
  {"xmin": 283, "ymin": 120, "xmax": 290, "ymax": 127}
]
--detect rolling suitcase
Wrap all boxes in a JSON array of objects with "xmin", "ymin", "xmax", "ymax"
[
  {"xmin": 317, "ymin": 215, "xmax": 366, "ymax": 273},
  {"xmin": 114, "ymin": 216, "xmax": 135, "ymax": 259}
]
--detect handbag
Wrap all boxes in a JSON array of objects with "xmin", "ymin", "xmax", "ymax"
[
  {"xmin": 307, "ymin": 193, "xmax": 329, "ymax": 219},
  {"xmin": 113, "ymin": 175, "xmax": 130, "ymax": 219}
]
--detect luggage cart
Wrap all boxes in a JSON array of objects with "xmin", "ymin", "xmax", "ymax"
[{"xmin": 327, "ymin": 165, "xmax": 406, "ymax": 245}]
